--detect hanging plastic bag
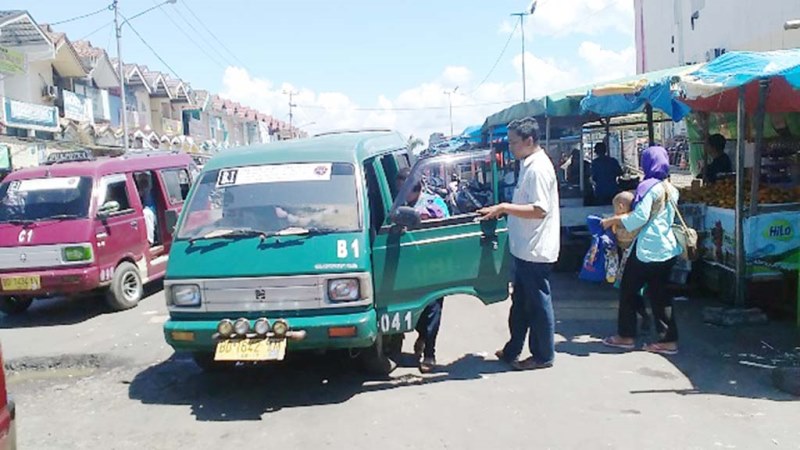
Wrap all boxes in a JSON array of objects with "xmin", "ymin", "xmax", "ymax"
[{"xmin": 579, "ymin": 215, "xmax": 609, "ymax": 283}]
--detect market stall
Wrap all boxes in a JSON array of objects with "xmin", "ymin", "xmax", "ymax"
[
  {"xmin": 481, "ymin": 66, "xmax": 693, "ymax": 227},
  {"xmin": 677, "ymin": 50, "xmax": 800, "ymax": 324}
]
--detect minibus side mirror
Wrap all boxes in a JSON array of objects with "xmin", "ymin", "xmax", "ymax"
[
  {"xmin": 97, "ymin": 201, "xmax": 120, "ymax": 218},
  {"xmin": 391, "ymin": 206, "xmax": 421, "ymax": 230}
]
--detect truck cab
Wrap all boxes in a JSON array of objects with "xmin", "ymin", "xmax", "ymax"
[{"xmin": 163, "ymin": 130, "xmax": 511, "ymax": 372}]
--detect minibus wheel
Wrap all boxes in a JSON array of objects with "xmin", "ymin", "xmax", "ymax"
[
  {"xmin": 359, "ymin": 334, "xmax": 397, "ymax": 375},
  {"xmin": 106, "ymin": 262, "xmax": 142, "ymax": 311},
  {"xmin": 0, "ymin": 296, "xmax": 33, "ymax": 315}
]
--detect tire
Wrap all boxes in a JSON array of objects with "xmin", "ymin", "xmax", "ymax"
[
  {"xmin": 105, "ymin": 262, "xmax": 143, "ymax": 311},
  {"xmin": 192, "ymin": 352, "xmax": 231, "ymax": 372},
  {"xmin": 0, "ymin": 296, "xmax": 33, "ymax": 315},
  {"xmin": 359, "ymin": 334, "xmax": 397, "ymax": 375},
  {"xmin": 385, "ymin": 333, "xmax": 404, "ymax": 357}
]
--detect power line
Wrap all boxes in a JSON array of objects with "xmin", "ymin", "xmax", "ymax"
[
  {"xmin": 149, "ymin": 1, "xmax": 228, "ymax": 70},
  {"xmin": 181, "ymin": 0, "xmax": 248, "ymax": 68},
  {"xmin": 76, "ymin": 20, "xmax": 114, "ymax": 41},
  {"xmin": 50, "ymin": 4, "xmax": 111, "ymax": 26},
  {"xmin": 121, "ymin": 15, "xmax": 182, "ymax": 80},
  {"xmin": 468, "ymin": 19, "xmax": 519, "ymax": 95},
  {"xmin": 161, "ymin": 2, "xmax": 234, "ymax": 68}
]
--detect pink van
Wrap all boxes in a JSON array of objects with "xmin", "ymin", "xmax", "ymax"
[{"xmin": 0, "ymin": 150, "xmax": 194, "ymax": 314}]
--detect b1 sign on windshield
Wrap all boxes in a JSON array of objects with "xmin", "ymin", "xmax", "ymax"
[
  {"xmin": 216, "ymin": 163, "xmax": 333, "ymax": 187},
  {"xmin": 9, "ymin": 177, "xmax": 81, "ymax": 192}
]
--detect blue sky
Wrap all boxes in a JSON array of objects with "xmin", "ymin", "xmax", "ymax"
[{"xmin": 15, "ymin": 0, "xmax": 636, "ymax": 139}]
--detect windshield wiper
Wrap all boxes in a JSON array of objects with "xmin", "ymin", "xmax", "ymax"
[
  {"xmin": 188, "ymin": 226, "xmax": 343, "ymax": 246},
  {"xmin": 5, "ymin": 219, "xmax": 35, "ymax": 226},
  {"xmin": 189, "ymin": 228, "xmax": 270, "ymax": 245},
  {"xmin": 39, "ymin": 214, "xmax": 81, "ymax": 222},
  {"xmin": 273, "ymin": 226, "xmax": 341, "ymax": 237}
]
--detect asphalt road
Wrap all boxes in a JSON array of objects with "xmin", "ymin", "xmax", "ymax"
[{"xmin": 2, "ymin": 276, "xmax": 798, "ymax": 450}]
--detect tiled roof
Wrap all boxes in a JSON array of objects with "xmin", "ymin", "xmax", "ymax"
[
  {"xmin": 193, "ymin": 90, "xmax": 209, "ymax": 106},
  {"xmin": 39, "ymin": 24, "xmax": 66, "ymax": 47},
  {"xmin": 72, "ymin": 40, "xmax": 107, "ymax": 59}
]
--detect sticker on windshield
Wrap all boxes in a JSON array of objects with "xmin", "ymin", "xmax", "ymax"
[
  {"xmin": 215, "ymin": 164, "xmax": 332, "ymax": 187},
  {"xmin": 11, "ymin": 177, "xmax": 80, "ymax": 192}
]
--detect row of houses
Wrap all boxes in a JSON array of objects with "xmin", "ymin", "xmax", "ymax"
[{"xmin": 0, "ymin": 10, "xmax": 301, "ymax": 171}]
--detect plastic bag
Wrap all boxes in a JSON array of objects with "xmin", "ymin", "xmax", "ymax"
[{"xmin": 579, "ymin": 215, "xmax": 613, "ymax": 283}]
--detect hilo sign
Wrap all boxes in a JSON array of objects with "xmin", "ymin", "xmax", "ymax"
[{"xmin": 764, "ymin": 219, "xmax": 794, "ymax": 242}]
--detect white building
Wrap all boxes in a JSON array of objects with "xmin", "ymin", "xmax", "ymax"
[{"xmin": 634, "ymin": 0, "xmax": 800, "ymax": 73}]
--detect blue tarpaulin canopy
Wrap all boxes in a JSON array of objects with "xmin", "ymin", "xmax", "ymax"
[
  {"xmin": 680, "ymin": 49, "xmax": 800, "ymax": 113},
  {"xmin": 482, "ymin": 65, "xmax": 696, "ymax": 132},
  {"xmin": 579, "ymin": 65, "xmax": 699, "ymax": 121}
]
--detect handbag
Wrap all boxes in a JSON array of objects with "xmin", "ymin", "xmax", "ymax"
[{"xmin": 665, "ymin": 183, "xmax": 699, "ymax": 261}]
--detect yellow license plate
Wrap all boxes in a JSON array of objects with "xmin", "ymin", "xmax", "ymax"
[
  {"xmin": 1, "ymin": 275, "xmax": 41, "ymax": 291},
  {"xmin": 214, "ymin": 338, "xmax": 287, "ymax": 362}
]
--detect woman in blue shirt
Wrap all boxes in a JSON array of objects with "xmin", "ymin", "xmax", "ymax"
[{"xmin": 600, "ymin": 146, "xmax": 681, "ymax": 355}]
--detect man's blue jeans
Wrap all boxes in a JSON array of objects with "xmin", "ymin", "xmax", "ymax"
[
  {"xmin": 502, "ymin": 257, "xmax": 555, "ymax": 365},
  {"xmin": 415, "ymin": 298, "xmax": 443, "ymax": 359}
]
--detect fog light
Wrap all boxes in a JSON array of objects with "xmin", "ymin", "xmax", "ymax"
[
  {"xmin": 328, "ymin": 326, "xmax": 357, "ymax": 338},
  {"xmin": 272, "ymin": 319, "xmax": 288, "ymax": 338},
  {"xmin": 171, "ymin": 331, "xmax": 195, "ymax": 342},
  {"xmin": 233, "ymin": 318, "xmax": 250, "ymax": 336},
  {"xmin": 254, "ymin": 318, "xmax": 270, "ymax": 336},
  {"xmin": 217, "ymin": 319, "xmax": 234, "ymax": 337}
]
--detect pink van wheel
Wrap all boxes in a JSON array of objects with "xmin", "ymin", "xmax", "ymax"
[{"xmin": 105, "ymin": 262, "xmax": 143, "ymax": 311}]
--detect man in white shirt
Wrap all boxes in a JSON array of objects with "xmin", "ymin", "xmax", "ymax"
[{"xmin": 478, "ymin": 117, "xmax": 560, "ymax": 370}]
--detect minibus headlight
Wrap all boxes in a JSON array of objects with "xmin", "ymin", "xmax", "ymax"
[
  {"xmin": 217, "ymin": 319, "xmax": 234, "ymax": 337},
  {"xmin": 328, "ymin": 279, "xmax": 360, "ymax": 302},
  {"xmin": 171, "ymin": 284, "xmax": 201, "ymax": 306},
  {"xmin": 233, "ymin": 318, "xmax": 250, "ymax": 336},
  {"xmin": 254, "ymin": 318, "xmax": 271, "ymax": 336},
  {"xmin": 62, "ymin": 245, "xmax": 93, "ymax": 262},
  {"xmin": 272, "ymin": 319, "xmax": 289, "ymax": 338}
]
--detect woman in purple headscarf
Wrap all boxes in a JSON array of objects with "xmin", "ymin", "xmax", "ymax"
[{"xmin": 600, "ymin": 146, "xmax": 682, "ymax": 355}]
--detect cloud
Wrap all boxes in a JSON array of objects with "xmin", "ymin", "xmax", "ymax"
[
  {"xmin": 218, "ymin": 40, "xmax": 635, "ymax": 146},
  {"xmin": 441, "ymin": 66, "xmax": 472, "ymax": 86},
  {"xmin": 578, "ymin": 42, "xmax": 636, "ymax": 81},
  {"xmin": 502, "ymin": 0, "xmax": 634, "ymax": 38}
]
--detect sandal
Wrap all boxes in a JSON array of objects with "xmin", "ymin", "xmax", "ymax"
[
  {"xmin": 602, "ymin": 336, "xmax": 635, "ymax": 350},
  {"xmin": 419, "ymin": 357, "xmax": 436, "ymax": 374},
  {"xmin": 511, "ymin": 357, "xmax": 553, "ymax": 371},
  {"xmin": 643, "ymin": 342, "xmax": 678, "ymax": 355},
  {"xmin": 495, "ymin": 349, "xmax": 518, "ymax": 363}
]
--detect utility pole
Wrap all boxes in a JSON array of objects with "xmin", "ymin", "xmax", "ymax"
[
  {"xmin": 283, "ymin": 89, "xmax": 298, "ymax": 138},
  {"xmin": 113, "ymin": 0, "xmax": 129, "ymax": 151},
  {"xmin": 511, "ymin": 2, "xmax": 537, "ymax": 102},
  {"xmin": 444, "ymin": 86, "xmax": 459, "ymax": 137},
  {"xmin": 111, "ymin": 0, "xmax": 176, "ymax": 151}
]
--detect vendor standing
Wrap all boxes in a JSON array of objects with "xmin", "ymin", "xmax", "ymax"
[
  {"xmin": 591, "ymin": 142, "xmax": 622, "ymax": 205},
  {"xmin": 702, "ymin": 133, "xmax": 733, "ymax": 183}
]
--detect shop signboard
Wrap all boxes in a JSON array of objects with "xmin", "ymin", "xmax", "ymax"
[
  {"xmin": 0, "ymin": 144, "xmax": 10, "ymax": 170},
  {"xmin": 2, "ymin": 98, "xmax": 59, "ymax": 132},
  {"xmin": 91, "ymin": 88, "xmax": 111, "ymax": 122},
  {"xmin": 703, "ymin": 207, "xmax": 736, "ymax": 268},
  {"xmin": 63, "ymin": 90, "xmax": 94, "ymax": 124},
  {"xmin": 702, "ymin": 206, "xmax": 800, "ymax": 272},
  {"xmin": 0, "ymin": 45, "xmax": 25, "ymax": 75},
  {"xmin": 744, "ymin": 211, "xmax": 800, "ymax": 271}
]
